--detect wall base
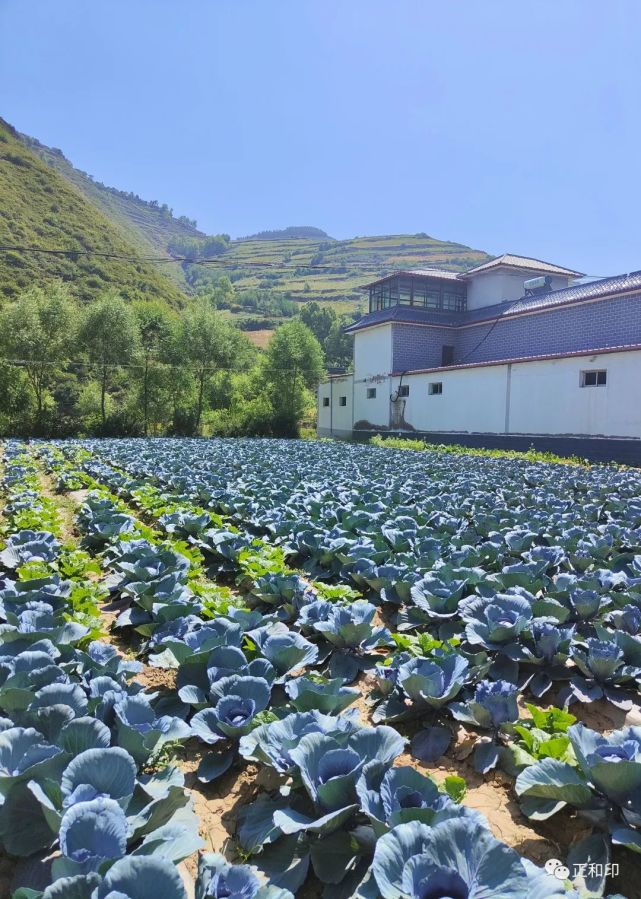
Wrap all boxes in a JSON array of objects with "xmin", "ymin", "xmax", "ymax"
[{"xmin": 347, "ymin": 429, "xmax": 641, "ymax": 465}]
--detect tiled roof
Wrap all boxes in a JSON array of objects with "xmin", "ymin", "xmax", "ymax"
[
  {"xmin": 463, "ymin": 270, "xmax": 641, "ymax": 322},
  {"xmin": 344, "ymin": 270, "xmax": 641, "ymax": 334},
  {"xmin": 361, "ymin": 269, "xmax": 464, "ymax": 289},
  {"xmin": 461, "ymin": 254, "xmax": 583, "ymax": 277},
  {"xmin": 344, "ymin": 305, "xmax": 459, "ymax": 333}
]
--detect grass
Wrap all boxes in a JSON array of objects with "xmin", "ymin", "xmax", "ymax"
[
  {"xmin": 369, "ymin": 434, "xmax": 591, "ymax": 466},
  {"xmin": 0, "ymin": 118, "xmax": 186, "ymax": 306}
]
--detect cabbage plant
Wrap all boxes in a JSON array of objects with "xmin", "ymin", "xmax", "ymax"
[
  {"xmin": 450, "ymin": 679, "xmax": 519, "ymax": 773},
  {"xmin": 568, "ymin": 637, "xmax": 641, "ymax": 709},
  {"xmin": 364, "ymin": 818, "xmax": 570, "ymax": 899}
]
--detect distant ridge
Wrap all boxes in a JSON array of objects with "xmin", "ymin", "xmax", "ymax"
[{"xmin": 238, "ymin": 226, "xmax": 332, "ymax": 241}]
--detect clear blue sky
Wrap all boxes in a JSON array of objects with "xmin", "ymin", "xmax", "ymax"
[{"xmin": 2, "ymin": 0, "xmax": 639, "ymax": 274}]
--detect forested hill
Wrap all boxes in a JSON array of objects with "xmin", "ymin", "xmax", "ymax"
[
  {"xmin": 0, "ymin": 118, "xmax": 186, "ymax": 305},
  {"xmin": 7, "ymin": 120, "xmax": 491, "ymax": 309}
]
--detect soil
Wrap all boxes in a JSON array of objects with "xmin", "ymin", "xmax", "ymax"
[{"xmin": 21, "ymin": 458, "xmax": 641, "ymax": 898}]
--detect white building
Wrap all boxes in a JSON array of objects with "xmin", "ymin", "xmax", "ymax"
[{"xmin": 317, "ymin": 255, "xmax": 641, "ymax": 463}]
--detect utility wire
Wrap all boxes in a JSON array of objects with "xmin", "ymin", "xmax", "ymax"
[{"xmin": 0, "ymin": 244, "xmax": 441, "ymax": 271}]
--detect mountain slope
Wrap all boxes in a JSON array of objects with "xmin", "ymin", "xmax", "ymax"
[
  {"xmin": 8, "ymin": 122, "xmax": 492, "ymax": 310},
  {"xmin": 20, "ymin": 131, "xmax": 205, "ymax": 293},
  {"xmin": 0, "ymin": 118, "xmax": 186, "ymax": 305},
  {"xmin": 201, "ymin": 232, "xmax": 491, "ymax": 307}
]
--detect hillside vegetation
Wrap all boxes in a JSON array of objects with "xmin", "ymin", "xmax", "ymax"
[
  {"xmin": 0, "ymin": 118, "xmax": 186, "ymax": 305},
  {"xmin": 21, "ymin": 130, "xmax": 206, "ymax": 292},
  {"xmin": 15, "ymin": 125, "xmax": 491, "ymax": 309},
  {"xmin": 211, "ymin": 232, "xmax": 490, "ymax": 305}
]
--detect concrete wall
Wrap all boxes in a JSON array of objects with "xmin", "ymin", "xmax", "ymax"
[
  {"xmin": 389, "ymin": 366, "xmax": 508, "ymax": 433},
  {"xmin": 318, "ymin": 349, "xmax": 641, "ymax": 441},
  {"xmin": 354, "ymin": 325, "xmax": 393, "ymax": 379},
  {"xmin": 353, "ymin": 377, "xmax": 390, "ymax": 429},
  {"xmin": 466, "ymin": 269, "xmax": 572, "ymax": 309},
  {"xmin": 317, "ymin": 375, "xmax": 354, "ymax": 438},
  {"xmin": 508, "ymin": 351, "xmax": 641, "ymax": 438}
]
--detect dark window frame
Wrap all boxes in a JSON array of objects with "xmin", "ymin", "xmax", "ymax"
[
  {"xmin": 581, "ymin": 369, "xmax": 607, "ymax": 387},
  {"xmin": 338, "ymin": 395, "xmax": 347, "ymax": 406},
  {"xmin": 366, "ymin": 387, "xmax": 377, "ymax": 399},
  {"xmin": 429, "ymin": 382, "xmax": 443, "ymax": 395},
  {"xmin": 397, "ymin": 384, "xmax": 410, "ymax": 398}
]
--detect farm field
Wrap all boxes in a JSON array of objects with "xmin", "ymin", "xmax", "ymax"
[{"xmin": 1, "ymin": 438, "xmax": 641, "ymax": 898}]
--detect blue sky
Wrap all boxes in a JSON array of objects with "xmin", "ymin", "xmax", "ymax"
[{"xmin": 1, "ymin": 0, "xmax": 639, "ymax": 273}]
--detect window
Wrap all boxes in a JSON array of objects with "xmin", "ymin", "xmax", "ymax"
[
  {"xmin": 441, "ymin": 345, "xmax": 455, "ymax": 366},
  {"xmin": 397, "ymin": 385, "xmax": 410, "ymax": 398},
  {"xmin": 339, "ymin": 395, "xmax": 347, "ymax": 406},
  {"xmin": 322, "ymin": 397, "xmax": 330, "ymax": 407},
  {"xmin": 581, "ymin": 369, "xmax": 607, "ymax": 387},
  {"xmin": 429, "ymin": 382, "xmax": 443, "ymax": 395},
  {"xmin": 366, "ymin": 387, "xmax": 377, "ymax": 399},
  {"xmin": 442, "ymin": 292, "xmax": 466, "ymax": 312}
]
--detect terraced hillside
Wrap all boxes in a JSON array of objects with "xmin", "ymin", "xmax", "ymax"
[
  {"xmin": 209, "ymin": 232, "xmax": 491, "ymax": 306},
  {"xmin": 20, "ymin": 131, "xmax": 205, "ymax": 293},
  {"xmin": 0, "ymin": 118, "xmax": 187, "ymax": 305},
  {"xmin": 16, "ymin": 126, "xmax": 491, "ymax": 309}
]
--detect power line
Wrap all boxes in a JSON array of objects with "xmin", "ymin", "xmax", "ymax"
[
  {"xmin": 0, "ymin": 243, "xmax": 454, "ymax": 271},
  {"xmin": 0, "ymin": 358, "xmax": 330, "ymax": 371}
]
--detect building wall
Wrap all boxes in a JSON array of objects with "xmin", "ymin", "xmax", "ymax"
[
  {"xmin": 318, "ymin": 349, "xmax": 641, "ymax": 440},
  {"xmin": 390, "ymin": 367, "xmax": 508, "ymax": 433},
  {"xmin": 455, "ymin": 290, "xmax": 641, "ymax": 365},
  {"xmin": 353, "ymin": 325, "xmax": 393, "ymax": 379},
  {"xmin": 391, "ymin": 323, "xmax": 455, "ymax": 372},
  {"xmin": 353, "ymin": 377, "xmax": 390, "ymax": 429},
  {"xmin": 465, "ymin": 269, "xmax": 572, "ymax": 309},
  {"xmin": 317, "ymin": 375, "xmax": 354, "ymax": 438},
  {"xmin": 508, "ymin": 352, "xmax": 641, "ymax": 438}
]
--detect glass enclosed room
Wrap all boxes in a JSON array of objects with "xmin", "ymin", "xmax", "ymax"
[{"xmin": 366, "ymin": 271, "xmax": 467, "ymax": 314}]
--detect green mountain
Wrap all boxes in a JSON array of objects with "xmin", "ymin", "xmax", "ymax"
[
  {"xmin": 20, "ymin": 130, "xmax": 205, "ymax": 293},
  {"xmin": 0, "ymin": 118, "xmax": 186, "ymax": 305},
  {"xmin": 4, "ymin": 120, "xmax": 491, "ymax": 316},
  {"xmin": 213, "ymin": 232, "xmax": 490, "ymax": 311}
]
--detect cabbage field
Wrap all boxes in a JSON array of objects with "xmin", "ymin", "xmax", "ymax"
[{"xmin": 1, "ymin": 437, "xmax": 641, "ymax": 899}]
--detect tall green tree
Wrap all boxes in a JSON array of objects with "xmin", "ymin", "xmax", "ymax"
[
  {"xmin": 78, "ymin": 293, "xmax": 140, "ymax": 429},
  {"xmin": 132, "ymin": 300, "xmax": 175, "ymax": 435},
  {"xmin": 299, "ymin": 301, "xmax": 336, "ymax": 345},
  {"xmin": 0, "ymin": 283, "xmax": 77, "ymax": 424},
  {"xmin": 262, "ymin": 321, "xmax": 324, "ymax": 436},
  {"xmin": 181, "ymin": 299, "xmax": 254, "ymax": 434}
]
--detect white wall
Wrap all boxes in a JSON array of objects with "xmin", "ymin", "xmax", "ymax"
[
  {"xmin": 466, "ymin": 269, "xmax": 572, "ymax": 310},
  {"xmin": 392, "ymin": 367, "xmax": 508, "ymax": 434},
  {"xmin": 508, "ymin": 351, "xmax": 641, "ymax": 438},
  {"xmin": 353, "ymin": 325, "xmax": 393, "ymax": 379},
  {"xmin": 353, "ymin": 377, "xmax": 390, "ymax": 428},
  {"xmin": 317, "ymin": 375, "xmax": 354, "ymax": 437},
  {"xmin": 319, "ymin": 348, "xmax": 641, "ymax": 440}
]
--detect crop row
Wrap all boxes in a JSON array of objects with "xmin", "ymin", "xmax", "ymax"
[
  {"xmin": 0, "ymin": 442, "xmax": 293, "ymax": 899},
  {"xmin": 21, "ymin": 437, "xmax": 640, "ymax": 897}
]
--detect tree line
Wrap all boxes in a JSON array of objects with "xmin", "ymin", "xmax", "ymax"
[{"xmin": 0, "ymin": 283, "xmax": 326, "ymax": 439}]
